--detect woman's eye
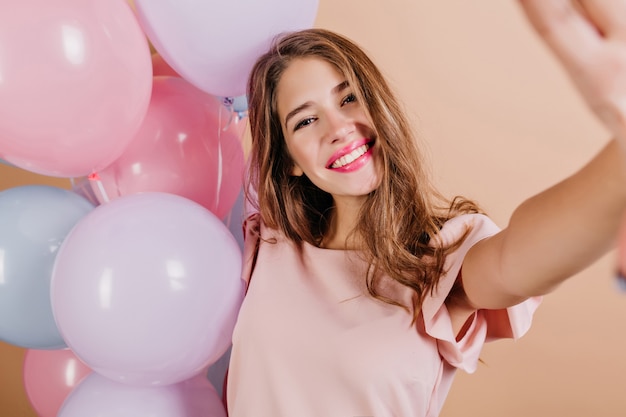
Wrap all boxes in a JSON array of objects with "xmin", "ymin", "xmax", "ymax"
[
  {"xmin": 294, "ymin": 117, "xmax": 316, "ymax": 131},
  {"xmin": 341, "ymin": 93, "xmax": 357, "ymax": 106}
]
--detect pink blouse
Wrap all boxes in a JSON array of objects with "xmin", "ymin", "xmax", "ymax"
[{"xmin": 226, "ymin": 213, "xmax": 541, "ymax": 416}]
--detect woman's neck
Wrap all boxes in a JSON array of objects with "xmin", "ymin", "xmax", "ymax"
[{"xmin": 321, "ymin": 196, "xmax": 366, "ymax": 250}]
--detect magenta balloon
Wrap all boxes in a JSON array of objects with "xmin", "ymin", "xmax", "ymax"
[
  {"xmin": 51, "ymin": 192, "xmax": 244, "ymax": 386},
  {"xmin": 0, "ymin": 0, "xmax": 152, "ymax": 177},
  {"xmin": 23, "ymin": 349, "xmax": 92, "ymax": 417},
  {"xmin": 134, "ymin": 0, "xmax": 319, "ymax": 97},
  {"xmin": 58, "ymin": 373, "xmax": 227, "ymax": 417},
  {"xmin": 90, "ymin": 77, "xmax": 245, "ymax": 219}
]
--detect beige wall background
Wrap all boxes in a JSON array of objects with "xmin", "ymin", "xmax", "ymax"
[
  {"xmin": 2, "ymin": 1, "xmax": 626, "ymax": 416},
  {"xmin": 316, "ymin": 1, "xmax": 626, "ymax": 416}
]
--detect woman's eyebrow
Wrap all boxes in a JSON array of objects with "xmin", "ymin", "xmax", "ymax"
[
  {"xmin": 284, "ymin": 81, "xmax": 350, "ymax": 127},
  {"xmin": 284, "ymin": 101, "xmax": 313, "ymax": 127},
  {"xmin": 333, "ymin": 80, "xmax": 349, "ymax": 94}
]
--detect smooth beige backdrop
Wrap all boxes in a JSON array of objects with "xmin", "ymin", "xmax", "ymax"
[{"xmin": 2, "ymin": 1, "xmax": 626, "ymax": 416}]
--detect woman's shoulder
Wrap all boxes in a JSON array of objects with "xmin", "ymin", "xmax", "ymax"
[
  {"xmin": 437, "ymin": 213, "xmax": 500, "ymax": 246},
  {"xmin": 243, "ymin": 212, "xmax": 285, "ymax": 242}
]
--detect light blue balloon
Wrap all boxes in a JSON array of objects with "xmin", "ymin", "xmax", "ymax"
[
  {"xmin": 231, "ymin": 95, "xmax": 248, "ymax": 114},
  {"xmin": 222, "ymin": 187, "xmax": 244, "ymax": 252},
  {"xmin": 206, "ymin": 345, "xmax": 231, "ymax": 398},
  {"xmin": 219, "ymin": 95, "xmax": 248, "ymax": 119},
  {"xmin": 0, "ymin": 185, "xmax": 95, "ymax": 349}
]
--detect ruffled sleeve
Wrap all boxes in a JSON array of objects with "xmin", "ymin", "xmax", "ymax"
[{"xmin": 420, "ymin": 214, "xmax": 542, "ymax": 373}]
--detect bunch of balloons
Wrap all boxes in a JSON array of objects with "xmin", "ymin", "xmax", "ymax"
[{"xmin": 0, "ymin": 0, "xmax": 319, "ymax": 415}]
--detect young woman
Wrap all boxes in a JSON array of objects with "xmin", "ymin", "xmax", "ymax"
[{"xmin": 226, "ymin": 1, "xmax": 626, "ymax": 415}]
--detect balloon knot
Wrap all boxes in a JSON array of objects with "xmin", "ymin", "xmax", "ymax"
[{"xmin": 221, "ymin": 96, "xmax": 235, "ymax": 109}]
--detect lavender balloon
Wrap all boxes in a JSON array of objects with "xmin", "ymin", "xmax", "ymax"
[
  {"xmin": 58, "ymin": 373, "xmax": 227, "ymax": 417},
  {"xmin": 51, "ymin": 192, "xmax": 244, "ymax": 386},
  {"xmin": 134, "ymin": 0, "xmax": 319, "ymax": 97}
]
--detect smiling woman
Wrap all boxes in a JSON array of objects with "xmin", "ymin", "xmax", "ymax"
[
  {"xmin": 225, "ymin": 1, "xmax": 626, "ymax": 416},
  {"xmin": 3, "ymin": 1, "xmax": 626, "ymax": 417}
]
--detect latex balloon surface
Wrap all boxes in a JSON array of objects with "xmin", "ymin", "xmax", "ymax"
[
  {"xmin": 0, "ymin": 0, "xmax": 152, "ymax": 177},
  {"xmin": 0, "ymin": 185, "xmax": 94, "ymax": 349},
  {"xmin": 51, "ymin": 192, "xmax": 244, "ymax": 386},
  {"xmin": 134, "ymin": 0, "xmax": 319, "ymax": 96}
]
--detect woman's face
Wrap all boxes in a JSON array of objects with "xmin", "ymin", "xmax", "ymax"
[{"xmin": 275, "ymin": 57, "xmax": 381, "ymax": 202}]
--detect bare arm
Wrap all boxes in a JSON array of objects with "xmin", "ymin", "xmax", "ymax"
[
  {"xmin": 456, "ymin": 0, "xmax": 626, "ymax": 313},
  {"xmin": 463, "ymin": 139, "xmax": 626, "ymax": 309}
]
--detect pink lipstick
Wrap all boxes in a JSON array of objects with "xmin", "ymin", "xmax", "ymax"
[{"xmin": 326, "ymin": 139, "xmax": 374, "ymax": 173}]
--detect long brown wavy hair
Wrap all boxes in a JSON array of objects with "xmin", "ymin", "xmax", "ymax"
[{"xmin": 246, "ymin": 28, "xmax": 482, "ymax": 320}]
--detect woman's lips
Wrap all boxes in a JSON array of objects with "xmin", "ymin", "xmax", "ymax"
[{"xmin": 326, "ymin": 138, "xmax": 373, "ymax": 169}]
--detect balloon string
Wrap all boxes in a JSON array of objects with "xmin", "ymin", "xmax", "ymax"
[
  {"xmin": 88, "ymin": 171, "xmax": 110, "ymax": 203},
  {"xmin": 216, "ymin": 104, "xmax": 225, "ymax": 213},
  {"xmin": 224, "ymin": 204, "xmax": 233, "ymax": 228},
  {"xmin": 220, "ymin": 97, "xmax": 235, "ymax": 132}
]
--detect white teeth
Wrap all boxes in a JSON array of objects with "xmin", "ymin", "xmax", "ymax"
[{"xmin": 331, "ymin": 144, "xmax": 369, "ymax": 168}]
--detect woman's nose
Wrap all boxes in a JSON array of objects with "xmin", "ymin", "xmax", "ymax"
[{"xmin": 323, "ymin": 110, "xmax": 353, "ymax": 143}]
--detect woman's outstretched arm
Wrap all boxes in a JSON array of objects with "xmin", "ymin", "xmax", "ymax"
[{"xmin": 459, "ymin": 0, "xmax": 626, "ymax": 311}]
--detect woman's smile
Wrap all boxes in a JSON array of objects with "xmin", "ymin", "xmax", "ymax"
[{"xmin": 327, "ymin": 139, "xmax": 375, "ymax": 172}]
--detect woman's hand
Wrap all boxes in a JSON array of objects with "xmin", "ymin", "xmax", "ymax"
[{"xmin": 519, "ymin": 0, "xmax": 626, "ymax": 146}]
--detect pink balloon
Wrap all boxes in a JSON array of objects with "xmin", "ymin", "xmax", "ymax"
[
  {"xmin": 51, "ymin": 192, "xmax": 244, "ymax": 386},
  {"xmin": 90, "ymin": 76, "xmax": 245, "ymax": 219},
  {"xmin": 0, "ymin": 0, "xmax": 152, "ymax": 177},
  {"xmin": 151, "ymin": 53, "xmax": 179, "ymax": 77},
  {"xmin": 134, "ymin": 0, "xmax": 319, "ymax": 97},
  {"xmin": 58, "ymin": 373, "xmax": 227, "ymax": 417},
  {"xmin": 23, "ymin": 349, "xmax": 92, "ymax": 417}
]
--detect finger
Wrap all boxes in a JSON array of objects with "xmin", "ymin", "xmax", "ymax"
[
  {"xmin": 577, "ymin": 0, "xmax": 626, "ymax": 38},
  {"xmin": 573, "ymin": 0, "xmax": 605, "ymax": 36},
  {"xmin": 518, "ymin": 0, "xmax": 601, "ymax": 63}
]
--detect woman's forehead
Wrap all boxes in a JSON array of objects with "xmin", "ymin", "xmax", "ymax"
[{"xmin": 276, "ymin": 58, "xmax": 346, "ymax": 109}]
